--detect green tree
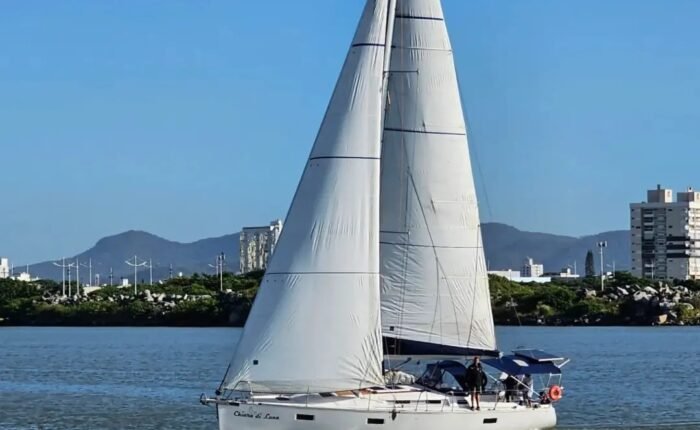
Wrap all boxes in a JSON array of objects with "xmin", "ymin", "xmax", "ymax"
[{"xmin": 585, "ymin": 250, "xmax": 595, "ymax": 277}]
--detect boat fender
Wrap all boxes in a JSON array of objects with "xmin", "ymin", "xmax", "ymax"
[
  {"xmin": 547, "ymin": 385, "xmax": 563, "ymax": 402},
  {"xmin": 391, "ymin": 409, "xmax": 398, "ymax": 421}
]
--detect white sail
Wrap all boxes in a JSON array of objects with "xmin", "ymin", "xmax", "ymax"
[
  {"xmin": 379, "ymin": 0, "xmax": 497, "ymax": 355},
  {"xmin": 222, "ymin": 0, "xmax": 391, "ymax": 393}
]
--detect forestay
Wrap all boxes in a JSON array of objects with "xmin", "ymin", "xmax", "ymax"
[
  {"xmin": 222, "ymin": 0, "xmax": 391, "ymax": 393},
  {"xmin": 379, "ymin": 0, "xmax": 497, "ymax": 356}
]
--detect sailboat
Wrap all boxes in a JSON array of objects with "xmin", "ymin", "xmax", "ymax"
[{"xmin": 203, "ymin": 1, "xmax": 567, "ymax": 429}]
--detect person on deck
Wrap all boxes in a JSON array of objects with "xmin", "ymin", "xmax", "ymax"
[
  {"xmin": 466, "ymin": 356, "xmax": 487, "ymax": 411},
  {"xmin": 521, "ymin": 374, "xmax": 533, "ymax": 407},
  {"xmin": 503, "ymin": 374, "xmax": 519, "ymax": 403}
]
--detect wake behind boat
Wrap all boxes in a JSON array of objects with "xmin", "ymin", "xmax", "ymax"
[{"xmin": 203, "ymin": 1, "xmax": 568, "ymax": 429}]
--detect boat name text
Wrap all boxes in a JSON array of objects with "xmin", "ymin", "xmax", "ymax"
[{"xmin": 233, "ymin": 408, "xmax": 280, "ymax": 420}]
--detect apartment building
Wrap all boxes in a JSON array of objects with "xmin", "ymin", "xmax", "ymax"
[
  {"xmin": 239, "ymin": 220, "xmax": 283, "ymax": 273},
  {"xmin": 630, "ymin": 185, "xmax": 700, "ymax": 280}
]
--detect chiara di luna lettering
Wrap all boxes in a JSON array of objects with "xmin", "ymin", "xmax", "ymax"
[{"xmin": 233, "ymin": 408, "xmax": 280, "ymax": 420}]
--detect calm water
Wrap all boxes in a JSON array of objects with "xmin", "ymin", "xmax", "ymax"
[{"xmin": 1, "ymin": 326, "xmax": 700, "ymax": 429}]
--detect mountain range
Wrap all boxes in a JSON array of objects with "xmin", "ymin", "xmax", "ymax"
[{"xmin": 21, "ymin": 223, "xmax": 629, "ymax": 282}]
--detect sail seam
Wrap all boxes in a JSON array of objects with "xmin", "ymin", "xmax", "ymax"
[
  {"xmin": 384, "ymin": 127, "xmax": 466, "ymax": 136},
  {"xmin": 266, "ymin": 271, "xmax": 379, "ymax": 275},
  {"xmin": 395, "ymin": 15, "xmax": 444, "ymax": 22},
  {"xmin": 351, "ymin": 43, "xmax": 386, "ymax": 48},
  {"xmin": 380, "ymin": 242, "xmax": 481, "ymax": 249},
  {"xmin": 392, "ymin": 45, "xmax": 451, "ymax": 53},
  {"xmin": 308, "ymin": 156, "xmax": 380, "ymax": 161}
]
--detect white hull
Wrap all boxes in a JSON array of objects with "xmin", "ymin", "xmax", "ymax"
[{"xmin": 214, "ymin": 388, "xmax": 556, "ymax": 430}]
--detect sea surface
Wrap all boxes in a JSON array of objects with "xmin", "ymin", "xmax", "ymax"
[{"xmin": 1, "ymin": 326, "xmax": 700, "ymax": 429}]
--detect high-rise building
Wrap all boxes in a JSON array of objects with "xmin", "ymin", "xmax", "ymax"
[
  {"xmin": 521, "ymin": 257, "xmax": 544, "ymax": 278},
  {"xmin": 630, "ymin": 185, "xmax": 700, "ymax": 280},
  {"xmin": 239, "ymin": 220, "xmax": 283, "ymax": 274},
  {"xmin": 0, "ymin": 258, "xmax": 9, "ymax": 279}
]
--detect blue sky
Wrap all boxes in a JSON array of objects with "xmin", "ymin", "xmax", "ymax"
[{"xmin": 2, "ymin": 0, "xmax": 699, "ymax": 264}]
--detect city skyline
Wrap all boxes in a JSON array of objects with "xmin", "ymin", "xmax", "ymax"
[{"xmin": 2, "ymin": 0, "xmax": 700, "ymax": 263}]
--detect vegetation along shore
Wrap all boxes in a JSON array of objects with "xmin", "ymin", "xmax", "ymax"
[{"xmin": 1, "ymin": 271, "xmax": 700, "ymax": 327}]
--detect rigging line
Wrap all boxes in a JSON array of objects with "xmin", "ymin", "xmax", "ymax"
[
  {"xmin": 455, "ymin": 72, "xmax": 493, "ymax": 222},
  {"xmin": 392, "ymin": 4, "xmax": 440, "ymax": 346},
  {"xmin": 402, "ymin": 126, "xmax": 462, "ymax": 348},
  {"xmin": 510, "ymin": 284, "xmax": 523, "ymax": 326},
  {"xmin": 453, "ymin": 52, "xmax": 505, "ymax": 337},
  {"xmin": 389, "ymin": 25, "xmax": 465, "ymax": 350},
  {"xmin": 389, "ymin": 8, "xmax": 450, "ymax": 348},
  {"xmin": 465, "ymin": 225, "xmax": 484, "ymax": 348}
]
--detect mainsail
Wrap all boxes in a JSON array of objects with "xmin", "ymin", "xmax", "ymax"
[
  {"xmin": 379, "ymin": 0, "xmax": 497, "ymax": 356},
  {"xmin": 222, "ymin": 0, "xmax": 392, "ymax": 393}
]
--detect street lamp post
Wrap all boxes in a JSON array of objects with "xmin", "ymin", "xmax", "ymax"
[
  {"xmin": 75, "ymin": 257, "xmax": 80, "ymax": 296},
  {"xmin": 209, "ymin": 253, "xmax": 225, "ymax": 292},
  {"xmin": 80, "ymin": 258, "xmax": 93, "ymax": 288},
  {"xmin": 219, "ymin": 252, "xmax": 225, "ymax": 292},
  {"xmin": 597, "ymin": 241, "xmax": 608, "ymax": 291},
  {"xmin": 66, "ymin": 262, "xmax": 76, "ymax": 296},
  {"xmin": 125, "ymin": 256, "xmax": 148, "ymax": 295},
  {"xmin": 142, "ymin": 259, "xmax": 154, "ymax": 286},
  {"xmin": 53, "ymin": 257, "xmax": 67, "ymax": 296}
]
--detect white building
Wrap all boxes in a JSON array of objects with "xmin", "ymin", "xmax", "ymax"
[
  {"xmin": 487, "ymin": 270, "xmax": 551, "ymax": 284},
  {"xmin": 0, "ymin": 258, "xmax": 9, "ymax": 279},
  {"xmin": 488, "ymin": 269, "xmax": 521, "ymax": 280},
  {"xmin": 521, "ymin": 257, "xmax": 544, "ymax": 278},
  {"xmin": 12, "ymin": 272, "xmax": 32, "ymax": 282},
  {"xmin": 239, "ymin": 219, "xmax": 283, "ymax": 274},
  {"xmin": 549, "ymin": 268, "xmax": 581, "ymax": 282},
  {"xmin": 630, "ymin": 185, "xmax": 700, "ymax": 280}
]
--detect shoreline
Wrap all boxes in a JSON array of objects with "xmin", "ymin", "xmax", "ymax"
[
  {"xmin": 3, "ymin": 272, "xmax": 700, "ymax": 328},
  {"xmin": 1, "ymin": 321, "xmax": 696, "ymax": 328}
]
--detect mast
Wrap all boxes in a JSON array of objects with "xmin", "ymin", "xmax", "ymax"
[
  {"xmin": 381, "ymin": 0, "xmax": 398, "ymax": 119},
  {"xmin": 222, "ymin": 0, "xmax": 393, "ymax": 394},
  {"xmin": 379, "ymin": 0, "xmax": 496, "ymax": 356}
]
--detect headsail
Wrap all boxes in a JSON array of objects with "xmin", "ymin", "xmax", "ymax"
[
  {"xmin": 379, "ymin": 0, "xmax": 497, "ymax": 356},
  {"xmin": 222, "ymin": 0, "xmax": 392, "ymax": 393}
]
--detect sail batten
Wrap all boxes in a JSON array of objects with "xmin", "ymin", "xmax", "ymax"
[
  {"xmin": 222, "ymin": 0, "xmax": 391, "ymax": 393},
  {"xmin": 379, "ymin": 0, "xmax": 497, "ymax": 355}
]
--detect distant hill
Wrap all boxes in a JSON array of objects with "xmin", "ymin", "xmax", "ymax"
[
  {"xmin": 25, "ymin": 231, "xmax": 240, "ymax": 283},
  {"xmin": 24, "ymin": 223, "xmax": 629, "ymax": 282},
  {"xmin": 481, "ymin": 223, "xmax": 630, "ymax": 274}
]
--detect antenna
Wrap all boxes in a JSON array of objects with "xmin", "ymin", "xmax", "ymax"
[{"xmin": 125, "ymin": 255, "xmax": 148, "ymax": 295}]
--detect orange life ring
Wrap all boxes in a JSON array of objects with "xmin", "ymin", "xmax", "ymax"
[{"xmin": 547, "ymin": 385, "xmax": 563, "ymax": 402}]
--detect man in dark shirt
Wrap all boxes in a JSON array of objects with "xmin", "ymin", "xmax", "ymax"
[
  {"xmin": 503, "ymin": 374, "xmax": 519, "ymax": 403},
  {"xmin": 465, "ymin": 356, "xmax": 487, "ymax": 411}
]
